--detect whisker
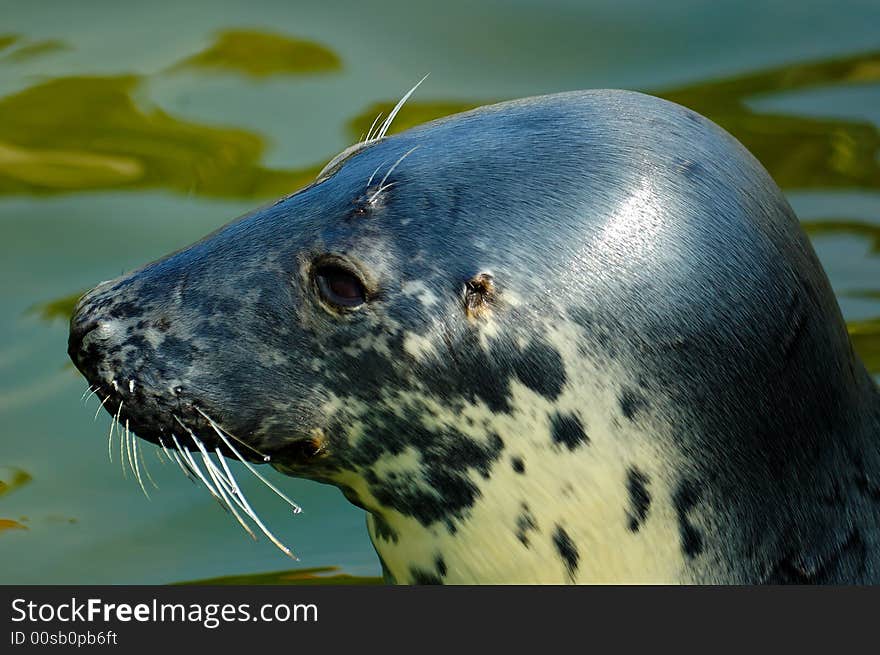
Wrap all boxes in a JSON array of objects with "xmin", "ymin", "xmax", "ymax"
[
  {"xmin": 365, "ymin": 111, "xmax": 384, "ymax": 142},
  {"xmin": 368, "ymin": 147, "xmax": 418, "ymax": 204},
  {"xmin": 378, "ymin": 146, "xmax": 419, "ymax": 190},
  {"xmin": 137, "ymin": 442, "xmax": 160, "ymax": 488},
  {"xmin": 190, "ymin": 435, "xmax": 257, "ymax": 540},
  {"xmin": 157, "ymin": 436, "xmax": 173, "ymax": 462},
  {"xmin": 84, "ymin": 387, "xmax": 101, "ymax": 408},
  {"xmin": 376, "ymin": 74, "xmax": 429, "ymax": 141},
  {"xmin": 366, "ymin": 160, "xmax": 387, "ymax": 190},
  {"xmin": 369, "ymin": 182, "xmax": 397, "ymax": 204},
  {"xmin": 113, "ymin": 402, "xmax": 126, "ymax": 478},
  {"xmin": 169, "ymin": 444, "xmax": 199, "ymax": 484},
  {"xmin": 94, "ymin": 395, "xmax": 111, "ymax": 421},
  {"xmin": 129, "ymin": 422, "xmax": 150, "ymax": 499},
  {"xmin": 213, "ymin": 450, "xmax": 248, "ymax": 506},
  {"xmin": 201, "ymin": 415, "xmax": 302, "ymax": 514},
  {"xmin": 170, "ymin": 416, "xmax": 298, "ymax": 559},
  {"xmin": 124, "ymin": 413, "xmax": 135, "ymax": 480},
  {"xmin": 171, "ymin": 432, "xmax": 224, "ymax": 506},
  {"xmin": 198, "ymin": 450, "xmax": 237, "ymax": 517},
  {"xmin": 211, "ymin": 449, "xmax": 269, "ymax": 528},
  {"xmin": 82, "ymin": 384, "xmax": 99, "ymax": 404},
  {"xmin": 210, "ymin": 445, "xmax": 297, "ymax": 559},
  {"xmin": 193, "ymin": 407, "xmax": 271, "ymax": 462},
  {"xmin": 107, "ymin": 407, "xmax": 116, "ymax": 463}
]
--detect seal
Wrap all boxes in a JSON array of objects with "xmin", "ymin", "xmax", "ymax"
[{"xmin": 68, "ymin": 88, "xmax": 880, "ymax": 584}]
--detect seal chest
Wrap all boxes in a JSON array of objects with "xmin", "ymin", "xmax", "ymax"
[{"xmin": 68, "ymin": 88, "xmax": 880, "ymax": 584}]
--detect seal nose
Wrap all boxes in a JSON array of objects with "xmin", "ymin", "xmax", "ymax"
[
  {"xmin": 67, "ymin": 292, "xmax": 101, "ymax": 374},
  {"xmin": 68, "ymin": 311, "xmax": 99, "ymax": 371}
]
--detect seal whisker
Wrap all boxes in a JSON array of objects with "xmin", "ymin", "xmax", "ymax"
[
  {"xmin": 171, "ymin": 451, "xmax": 196, "ymax": 482},
  {"xmin": 119, "ymin": 421, "xmax": 127, "ymax": 478},
  {"xmin": 106, "ymin": 406, "xmax": 116, "ymax": 463},
  {"xmin": 124, "ymin": 415, "xmax": 136, "ymax": 481},
  {"xmin": 156, "ymin": 436, "xmax": 172, "ymax": 462},
  {"xmin": 193, "ymin": 407, "xmax": 271, "ymax": 462},
  {"xmin": 379, "ymin": 146, "xmax": 419, "ymax": 189},
  {"xmin": 366, "ymin": 160, "xmax": 387, "ymax": 190},
  {"xmin": 84, "ymin": 387, "xmax": 100, "ymax": 407},
  {"xmin": 111, "ymin": 401, "xmax": 126, "ymax": 478},
  {"xmin": 129, "ymin": 423, "xmax": 151, "ymax": 498},
  {"xmin": 167, "ymin": 438, "xmax": 198, "ymax": 484},
  {"xmin": 178, "ymin": 421, "xmax": 296, "ymax": 557},
  {"xmin": 204, "ymin": 458, "xmax": 248, "ymax": 513},
  {"xmin": 171, "ymin": 432, "xmax": 225, "ymax": 507},
  {"xmin": 94, "ymin": 395, "xmax": 111, "ymax": 421},
  {"xmin": 212, "ymin": 448, "xmax": 298, "ymax": 559},
  {"xmin": 213, "ymin": 451, "xmax": 248, "ymax": 506},
  {"xmin": 368, "ymin": 146, "xmax": 419, "ymax": 204},
  {"xmin": 365, "ymin": 112, "xmax": 384, "ymax": 143},
  {"xmin": 193, "ymin": 442, "xmax": 237, "ymax": 516},
  {"xmin": 201, "ymin": 414, "xmax": 303, "ymax": 514},
  {"xmin": 190, "ymin": 435, "xmax": 257, "ymax": 540},
  {"xmin": 138, "ymin": 443, "xmax": 160, "ymax": 487},
  {"xmin": 369, "ymin": 182, "xmax": 397, "ymax": 204},
  {"xmin": 210, "ymin": 449, "xmax": 274, "ymax": 542},
  {"xmin": 82, "ymin": 384, "xmax": 99, "ymax": 404},
  {"xmin": 375, "ymin": 74, "xmax": 428, "ymax": 141}
]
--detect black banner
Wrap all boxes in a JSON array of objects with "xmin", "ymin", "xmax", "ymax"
[{"xmin": 0, "ymin": 586, "xmax": 875, "ymax": 651}]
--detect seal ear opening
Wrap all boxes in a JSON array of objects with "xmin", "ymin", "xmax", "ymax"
[{"xmin": 463, "ymin": 272, "xmax": 497, "ymax": 320}]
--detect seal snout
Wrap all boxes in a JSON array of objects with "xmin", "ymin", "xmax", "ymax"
[
  {"xmin": 68, "ymin": 282, "xmax": 179, "ymax": 445},
  {"xmin": 67, "ymin": 314, "xmax": 100, "ymax": 370},
  {"xmin": 68, "ymin": 285, "xmax": 126, "ymax": 380}
]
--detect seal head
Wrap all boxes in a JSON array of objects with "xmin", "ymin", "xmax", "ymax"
[{"xmin": 69, "ymin": 90, "xmax": 880, "ymax": 583}]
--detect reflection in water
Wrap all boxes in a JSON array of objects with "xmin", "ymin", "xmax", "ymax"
[
  {"xmin": 849, "ymin": 317, "xmax": 880, "ymax": 374},
  {"xmin": 0, "ymin": 467, "xmax": 32, "ymax": 497},
  {"xmin": 0, "ymin": 75, "xmax": 318, "ymax": 197},
  {"xmin": 0, "ymin": 39, "xmax": 877, "ymax": 199},
  {"xmin": 349, "ymin": 50, "xmax": 880, "ymax": 192},
  {"xmin": 0, "ymin": 140, "xmax": 141, "ymax": 189},
  {"xmin": 0, "ymin": 35, "xmax": 20, "ymax": 52},
  {"xmin": 170, "ymin": 29, "xmax": 341, "ymax": 77},
  {"xmin": 176, "ymin": 565, "xmax": 381, "ymax": 585},
  {"xmin": 0, "ymin": 467, "xmax": 31, "ymax": 535},
  {"xmin": 802, "ymin": 219, "xmax": 880, "ymax": 253},
  {"xmin": 1, "ymin": 38, "xmax": 70, "ymax": 62},
  {"xmin": 662, "ymin": 50, "xmax": 880, "ymax": 190},
  {"xmin": 0, "ymin": 519, "xmax": 27, "ymax": 533},
  {"xmin": 28, "ymin": 292, "xmax": 83, "ymax": 323}
]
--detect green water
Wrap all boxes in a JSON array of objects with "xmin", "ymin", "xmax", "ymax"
[{"xmin": 1, "ymin": 0, "xmax": 879, "ymax": 584}]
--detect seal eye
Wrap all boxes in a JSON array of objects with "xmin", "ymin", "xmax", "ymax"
[{"xmin": 315, "ymin": 265, "xmax": 366, "ymax": 309}]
